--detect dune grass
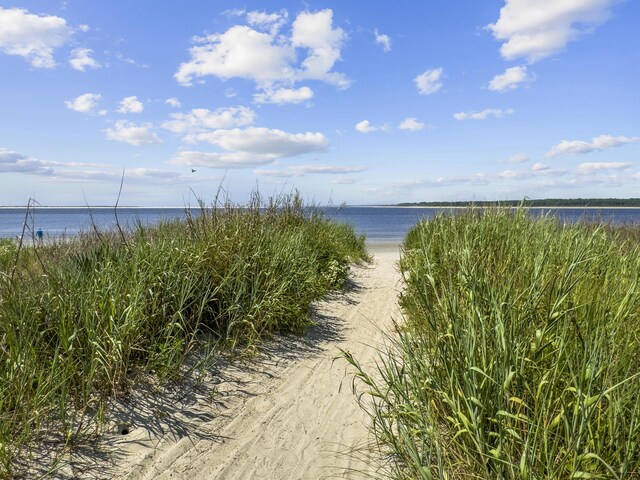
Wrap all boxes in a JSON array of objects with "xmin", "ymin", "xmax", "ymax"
[
  {"xmin": 0, "ymin": 194, "xmax": 367, "ymax": 477},
  {"xmin": 346, "ymin": 208, "xmax": 640, "ymax": 479}
]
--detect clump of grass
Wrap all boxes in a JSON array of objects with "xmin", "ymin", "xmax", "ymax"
[
  {"xmin": 0, "ymin": 193, "xmax": 367, "ymax": 477},
  {"xmin": 347, "ymin": 208, "xmax": 640, "ymax": 479}
]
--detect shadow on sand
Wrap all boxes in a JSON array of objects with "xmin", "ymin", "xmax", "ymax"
[{"xmin": 23, "ymin": 268, "xmax": 367, "ymax": 479}]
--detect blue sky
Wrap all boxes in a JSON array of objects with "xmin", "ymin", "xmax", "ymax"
[{"xmin": 1, "ymin": 0, "xmax": 639, "ymax": 206}]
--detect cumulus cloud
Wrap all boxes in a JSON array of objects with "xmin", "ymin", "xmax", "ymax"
[
  {"xmin": 0, "ymin": 7, "xmax": 72, "ymax": 68},
  {"xmin": 414, "ymin": 68, "xmax": 443, "ymax": 95},
  {"xmin": 175, "ymin": 9, "xmax": 348, "ymax": 89},
  {"xmin": 575, "ymin": 162, "xmax": 633, "ymax": 175},
  {"xmin": 190, "ymin": 127, "xmax": 327, "ymax": 155},
  {"xmin": 162, "ymin": 106, "xmax": 255, "ymax": 136},
  {"xmin": 175, "ymin": 26, "xmax": 294, "ymax": 86},
  {"xmin": 117, "ymin": 96, "xmax": 144, "ymax": 114},
  {"xmin": 506, "ymin": 153, "xmax": 530, "ymax": 163},
  {"xmin": 374, "ymin": 29, "xmax": 391, "ymax": 52},
  {"xmin": 68, "ymin": 47, "xmax": 100, "ymax": 71},
  {"xmin": 255, "ymin": 164, "xmax": 366, "ymax": 177},
  {"xmin": 105, "ymin": 120, "xmax": 163, "ymax": 145},
  {"xmin": 487, "ymin": 0, "xmax": 616, "ymax": 62},
  {"xmin": 65, "ymin": 93, "xmax": 102, "ymax": 114},
  {"xmin": 545, "ymin": 135, "xmax": 640, "ymax": 158},
  {"xmin": 165, "ymin": 97, "xmax": 181, "ymax": 108},
  {"xmin": 399, "ymin": 117, "xmax": 426, "ymax": 131},
  {"xmin": 291, "ymin": 9, "xmax": 348, "ymax": 87},
  {"xmin": 355, "ymin": 120, "xmax": 389, "ymax": 133},
  {"xmin": 453, "ymin": 108, "xmax": 514, "ymax": 120},
  {"xmin": 489, "ymin": 66, "xmax": 532, "ymax": 92},
  {"xmin": 253, "ymin": 86, "xmax": 314, "ymax": 104},
  {"xmin": 169, "ymin": 127, "xmax": 328, "ymax": 168}
]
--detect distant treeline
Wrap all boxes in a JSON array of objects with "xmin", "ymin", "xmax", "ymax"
[{"xmin": 397, "ymin": 198, "xmax": 640, "ymax": 207}]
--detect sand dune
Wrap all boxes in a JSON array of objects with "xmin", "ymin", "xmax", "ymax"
[{"xmin": 76, "ymin": 248, "xmax": 401, "ymax": 479}]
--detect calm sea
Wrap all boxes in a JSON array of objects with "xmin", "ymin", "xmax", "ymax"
[{"xmin": 1, "ymin": 206, "xmax": 640, "ymax": 245}]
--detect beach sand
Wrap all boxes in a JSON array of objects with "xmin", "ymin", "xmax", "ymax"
[{"xmin": 61, "ymin": 246, "xmax": 401, "ymax": 479}]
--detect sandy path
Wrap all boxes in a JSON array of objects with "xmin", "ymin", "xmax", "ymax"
[{"xmin": 92, "ymin": 247, "xmax": 400, "ymax": 480}]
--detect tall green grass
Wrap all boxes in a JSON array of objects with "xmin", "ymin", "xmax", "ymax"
[
  {"xmin": 0, "ymin": 194, "xmax": 367, "ymax": 477},
  {"xmin": 347, "ymin": 208, "xmax": 640, "ymax": 479}
]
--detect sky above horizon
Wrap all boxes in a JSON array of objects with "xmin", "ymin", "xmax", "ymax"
[{"xmin": 1, "ymin": 0, "xmax": 639, "ymax": 206}]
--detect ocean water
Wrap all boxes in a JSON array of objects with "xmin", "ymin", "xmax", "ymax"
[{"xmin": 1, "ymin": 206, "xmax": 640, "ymax": 244}]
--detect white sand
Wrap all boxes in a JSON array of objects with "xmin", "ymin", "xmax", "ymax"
[{"xmin": 66, "ymin": 247, "xmax": 400, "ymax": 479}]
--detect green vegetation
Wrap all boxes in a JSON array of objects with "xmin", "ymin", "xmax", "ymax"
[
  {"xmin": 397, "ymin": 198, "xmax": 640, "ymax": 208},
  {"xmin": 347, "ymin": 208, "xmax": 640, "ymax": 479},
  {"xmin": 0, "ymin": 194, "xmax": 368, "ymax": 478}
]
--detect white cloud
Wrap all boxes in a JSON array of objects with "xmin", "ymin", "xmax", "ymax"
[
  {"xmin": 162, "ymin": 106, "xmax": 255, "ymax": 136},
  {"xmin": 175, "ymin": 9, "xmax": 348, "ymax": 89},
  {"xmin": 489, "ymin": 65, "xmax": 532, "ymax": 92},
  {"xmin": 253, "ymin": 86, "xmax": 314, "ymax": 105},
  {"xmin": 105, "ymin": 120, "xmax": 163, "ymax": 145},
  {"xmin": 223, "ymin": 8, "xmax": 246, "ymax": 18},
  {"xmin": 374, "ymin": 29, "xmax": 391, "ymax": 52},
  {"xmin": 175, "ymin": 26, "xmax": 294, "ymax": 86},
  {"xmin": 576, "ymin": 162, "xmax": 633, "ymax": 175},
  {"xmin": 532, "ymin": 162, "xmax": 549, "ymax": 171},
  {"xmin": 389, "ymin": 162, "xmax": 572, "ymax": 190},
  {"xmin": 333, "ymin": 176, "xmax": 359, "ymax": 184},
  {"xmin": 355, "ymin": 120, "xmax": 388, "ymax": 133},
  {"xmin": 68, "ymin": 48, "xmax": 100, "ymax": 71},
  {"xmin": 246, "ymin": 9, "xmax": 288, "ymax": 35},
  {"xmin": 65, "ymin": 93, "xmax": 102, "ymax": 113},
  {"xmin": 506, "ymin": 153, "xmax": 530, "ymax": 163},
  {"xmin": 169, "ymin": 127, "xmax": 328, "ymax": 168},
  {"xmin": 114, "ymin": 52, "xmax": 147, "ymax": 67},
  {"xmin": 190, "ymin": 127, "xmax": 327, "ymax": 155},
  {"xmin": 0, "ymin": 147, "xmax": 202, "ymax": 184},
  {"xmin": 453, "ymin": 108, "xmax": 514, "ymax": 120},
  {"xmin": 0, "ymin": 148, "xmax": 53, "ymax": 175},
  {"xmin": 117, "ymin": 96, "xmax": 144, "ymax": 114},
  {"xmin": 0, "ymin": 7, "xmax": 72, "ymax": 68},
  {"xmin": 545, "ymin": 135, "xmax": 640, "ymax": 158},
  {"xmin": 399, "ymin": 117, "xmax": 426, "ymax": 131},
  {"xmin": 169, "ymin": 151, "xmax": 267, "ymax": 169},
  {"xmin": 487, "ymin": 0, "xmax": 616, "ymax": 62},
  {"xmin": 291, "ymin": 9, "xmax": 348, "ymax": 87},
  {"xmin": 414, "ymin": 68, "xmax": 443, "ymax": 95},
  {"xmin": 165, "ymin": 97, "xmax": 181, "ymax": 108},
  {"xmin": 255, "ymin": 164, "xmax": 366, "ymax": 177},
  {"xmin": 498, "ymin": 169, "xmax": 532, "ymax": 179}
]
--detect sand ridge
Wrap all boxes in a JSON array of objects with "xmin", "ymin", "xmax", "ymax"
[{"xmin": 71, "ymin": 248, "xmax": 400, "ymax": 479}]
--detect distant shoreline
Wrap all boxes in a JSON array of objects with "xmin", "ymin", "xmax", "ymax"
[
  {"xmin": 365, "ymin": 205, "xmax": 640, "ymax": 209},
  {"xmin": 391, "ymin": 198, "xmax": 640, "ymax": 208}
]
